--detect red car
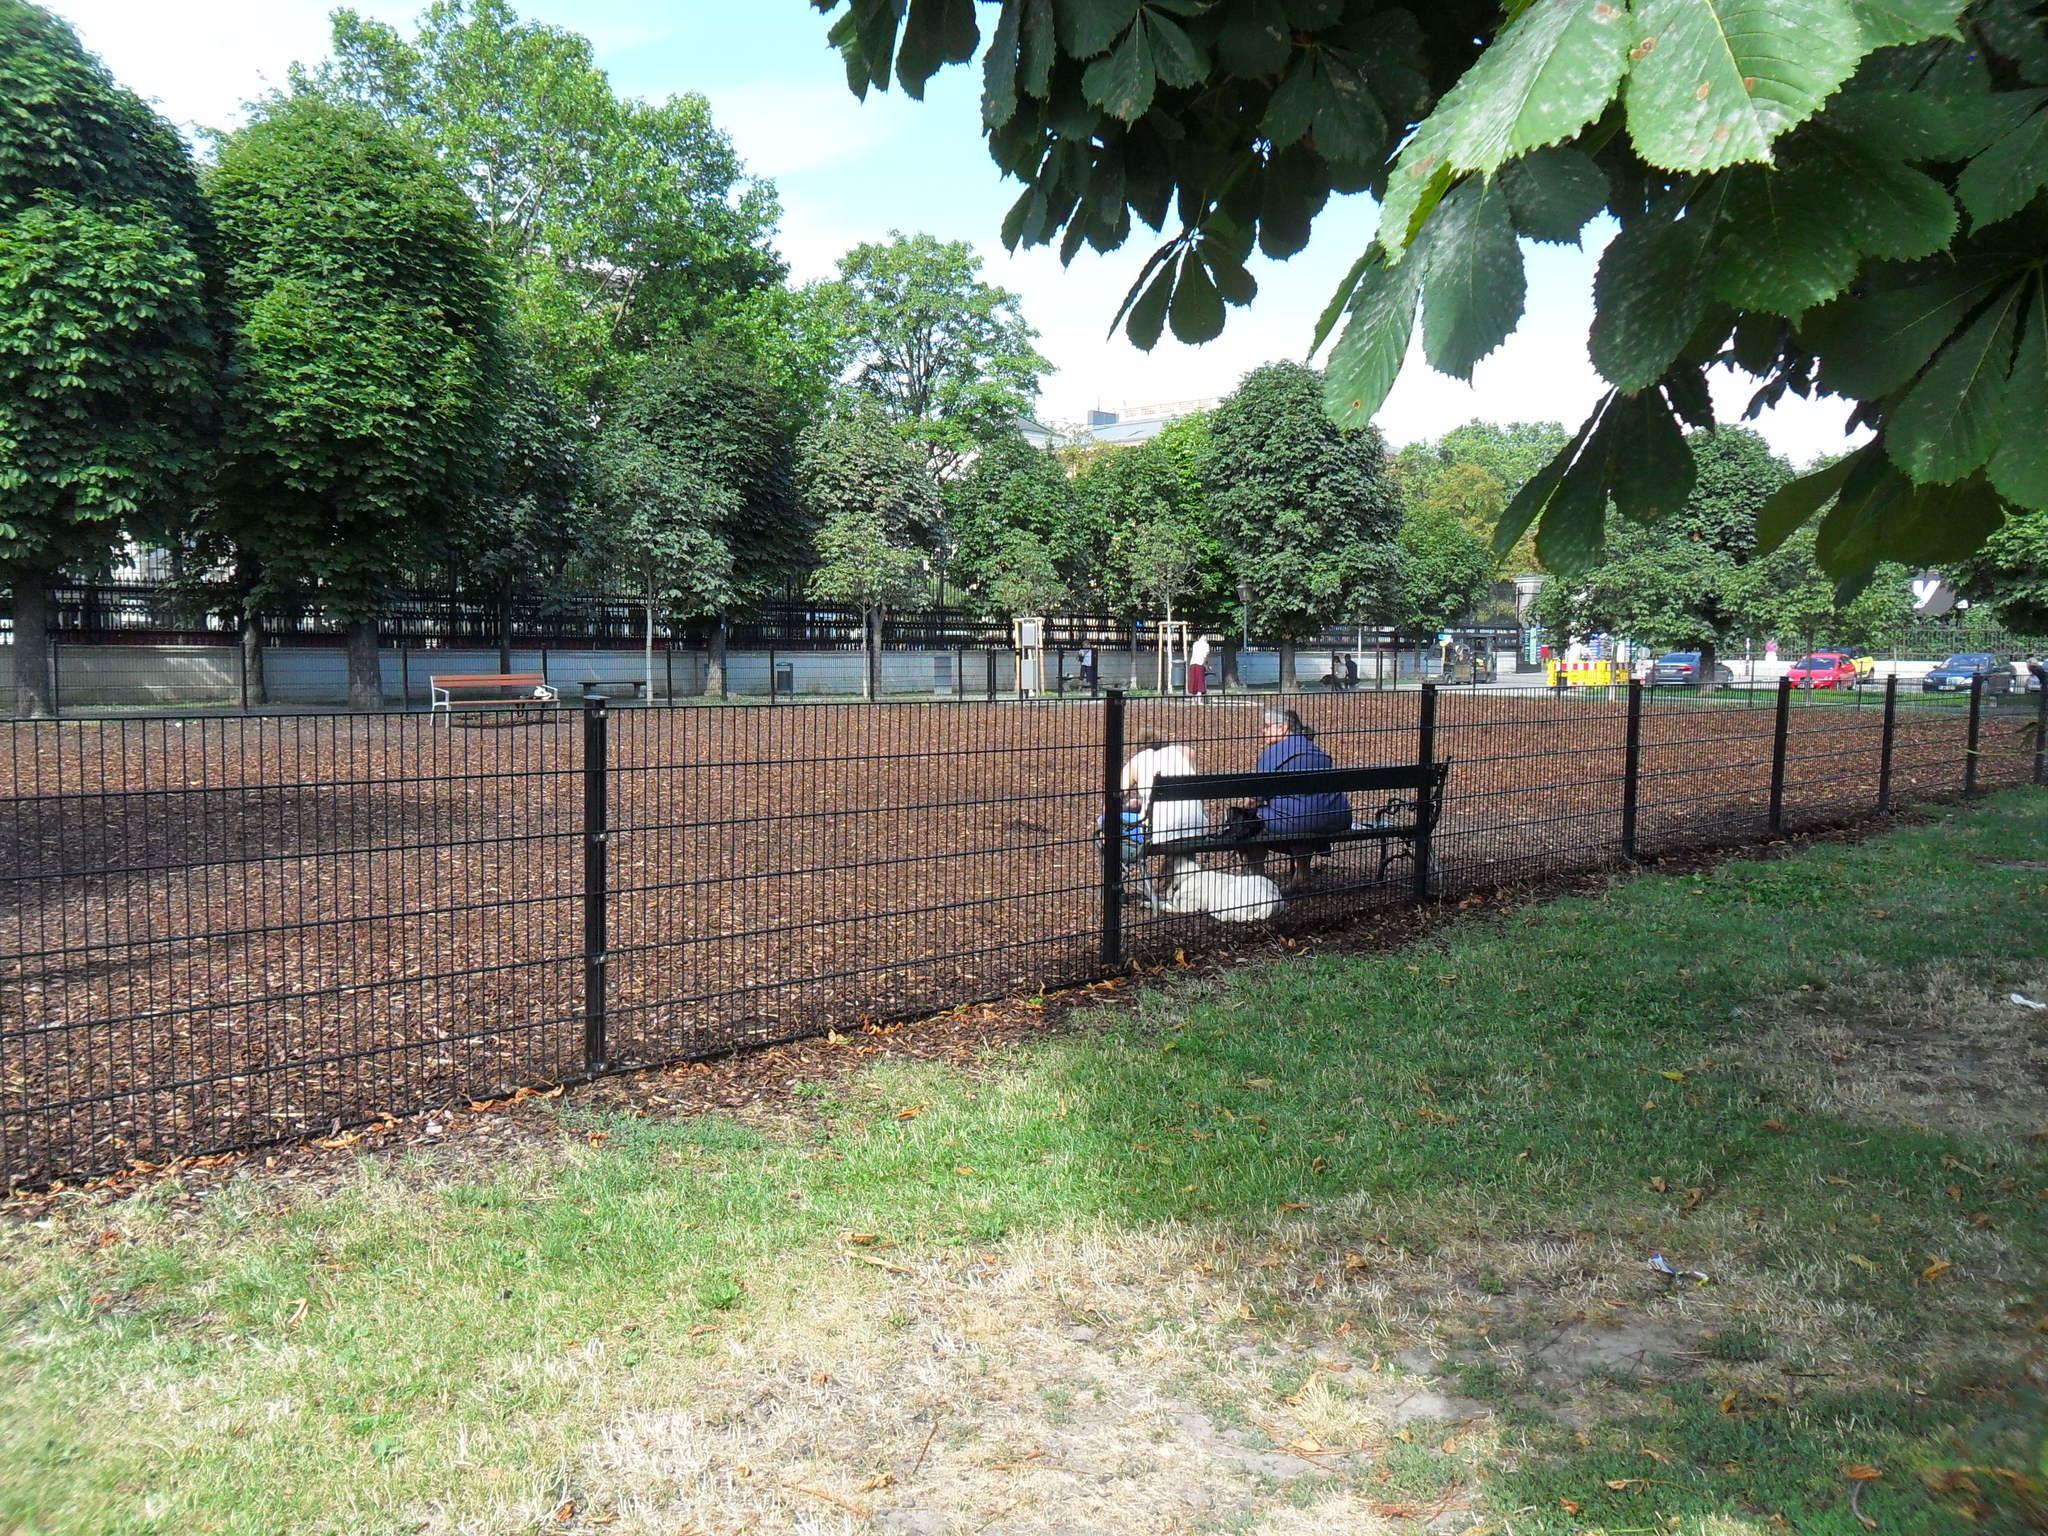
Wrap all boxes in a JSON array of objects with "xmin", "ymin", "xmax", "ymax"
[{"xmin": 1787, "ymin": 652, "xmax": 1861, "ymax": 689}]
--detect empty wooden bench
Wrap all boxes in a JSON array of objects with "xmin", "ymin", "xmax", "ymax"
[
  {"xmin": 1137, "ymin": 760, "xmax": 1452, "ymax": 905},
  {"xmin": 429, "ymin": 672, "xmax": 560, "ymax": 716}
]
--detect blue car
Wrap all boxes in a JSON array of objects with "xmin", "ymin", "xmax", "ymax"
[{"xmin": 1921, "ymin": 653, "xmax": 2024, "ymax": 694}]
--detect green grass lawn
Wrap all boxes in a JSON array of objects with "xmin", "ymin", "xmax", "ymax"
[{"xmin": 3, "ymin": 793, "xmax": 2044, "ymax": 1535}]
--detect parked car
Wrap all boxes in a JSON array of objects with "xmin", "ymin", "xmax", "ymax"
[
  {"xmin": 1921, "ymin": 653, "xmax": 2018, "ymax": 693},
  {"xmin": 1787, "ymin": 652, "xmax": 1861, "ymax": 688},
  {"xmin": 1651, "ymin": 651, "xmax": 1735, "ymax": 687}
]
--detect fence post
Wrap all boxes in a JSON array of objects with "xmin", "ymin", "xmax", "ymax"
[
  {"xmin": 48, "ymin": 641, "xmax": 59, "ymax": 718},
  {"xmin": 1100, "ymin": 688, "xmax": 1126, "ymax": 969},
  {"xmin": 1413, "ymin": 682, "xmax": 1438, "ymax": 903},
  {"xmin": 237, "ymin": 635, "xmax": 249, "ymax": 714},
  {"xmin": 1964, "ymin": 673, "xmax": 1983, "ymax": 794},
  {"xmin": 665, "ymin": 645, "xmax": 673, "ymax": 702},
  {"xmin": 582, "ymin": 696, "xmax": 609, "ymax": 1075},
  {"xmin": 399, "ymin": 644, "xmax": 410, "ymax": 708},
  {"xmin": 986, "ymin": 649, "xmax": 996, "ymax": 702},
  {"xmin": 1767, "ymin": 677, "xmax": 1791, "ymax": 835},
  {"xmin": 768, "ymin": 645, "xmax": 777, "ymax": 704},
  {"xmin": 1620, "ymin": 680, "xmax": 1643, "ymax": 860},
  {"xmin": 2035, "ymin": 673, "xmax": 2047, "ymax": 787},
  {"xmin": 1878, "ymin": 673, "xmax": 1898, "ymax": 813}
]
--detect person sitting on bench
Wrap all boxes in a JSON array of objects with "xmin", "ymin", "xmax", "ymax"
[{"xmin": 1240, "ymin": 707, "xmax": 1351, "ymax": 892}]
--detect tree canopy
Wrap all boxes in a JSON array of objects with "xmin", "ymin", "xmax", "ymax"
[
  {"xmin": 1208, "ymin": 361, "xmax": 1402, "ymax": 665},
  {"xmin": 0, "ymin": 0, "xmax": 220, "ymax": 715},
  {"xmin": 592, "ymin": 337, "xmax": 804, "ymax": 624},
  {"xmin": 306, "ymin": 0, "xmax": 783, "ymax": 404},
  {"xmin": 208, "ymin": 95, "xmax": 504, "ymax": 703},
  {"xmin": 1531, "ymin": 427, "xmax": 1911, "ymax": 661},
  {"xmin": 814, "ymin": 0, "xmax": 2048, "ymax": 592},
  {"xmin": 812, "ymin": 232, "xmax": 1051, "ymax": 476}
]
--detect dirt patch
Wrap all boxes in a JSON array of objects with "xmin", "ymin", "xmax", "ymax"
[{"xmin": 1751, "ymin": 966, "xmax": 2048, "ymax": 1134}]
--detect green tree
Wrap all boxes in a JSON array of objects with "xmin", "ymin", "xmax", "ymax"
[
  {"xmin": 1072, "ymin": 422, "xmax": 1232, "ymax": 624},
  {"xmin": 798, "ymin": 415, "xmax": 940, "ymax": 699},
  {"xmin": 815, "ymin": 232, "xmax": 1051, "ymax": 479},
  {"xmin": 209, "ymin": 95, "xmax": 503, "ymax": 708},
  {"xmin": 1530, "ymin": 428, "xmax": 1793, "ymax": 687},
  {"xmin": 1208, "ymin": 361, "xmax": 1402, "ymax": 689},
  {"xmin": 815, "ymin": 0, "xmax": 2048, "ymax": 589},
  {"xmin": 306, "ymin": 0, "xmax": 782, "ymax": 406},
  {"xmin": 1951, "ymin": 506, "xmax": 2048, "ymax": 634},
  {"xmin": 592, "ymin": 338, "xmax": 803, "ymax": 695},
  {"xmin": 0, "ymin": 0, "xmax": 219, "ymax": 717},
  {"xmin": 981, "ymin": 530, "xmax": 1069, "ymax": 618},
  {"xmin": 945, "ymin": 434, "xmax": 1092, "ymax": 609},
  {"xmin": 445, "ymin": 350, "xmax": 585, "ymax": 674},
  {"xmin": 1396, "ymin": 503, "xmax": 1496, "ymax": 637}
]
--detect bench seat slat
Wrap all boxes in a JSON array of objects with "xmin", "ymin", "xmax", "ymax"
[{"xmin": 431, "ymin": 673, "xmax": 547, "ymax": 688}]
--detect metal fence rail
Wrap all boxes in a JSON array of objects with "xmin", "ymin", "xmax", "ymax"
[{"xmin": 2, "ymin": 678, "xmax": 2041, "ymax": 1183}]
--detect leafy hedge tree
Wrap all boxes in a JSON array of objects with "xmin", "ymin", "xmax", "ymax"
[
  {"xmin": 592, "ymin": 338, "xmax": 803, "ymax": 694},
  {"xmin": 945, "ymin": 434, "xmax": 1093, "ymax": 610},
  {"xmin": 307, "ymin": 0, "xmax": 783, "ymax": 407},
  {"xmin": 0, "ymin": 0, "xmax": 219, "ymax": 717},
  {"xmin": 1396, "ymin": 503, "xmax": 1496, "ymax": 637},
  {"xmin": 1072, "ymin": 419, "xmax": 1233, "ymax": 624},
  {"xmin": 209, "ymin": 96, "xmax": 503, "ymax": 708},
  {"xmin": 814, "ymin": 232, "xmax": 1051, "ymax": 479},
  {"xmin": 1208, "ymin": 361, "xmax": 1402, "ymax": 689},
  {"xmin": 445, "ymin": 350, "xmax": 585, "ymax": 674},
  {"xmin": 1525, "ymin": 428, "xmax": 1895, "ymax": 684},
  {"xmin": 799, "ymin": 415, "xmax": 941, "ymax": 699},
  {"xmin": 815, "ymin": 0, "xmax": 2048, "ymax": 591},
  {"xmin": 1951, "ymin": 506, "xmax": 2048, "ymax": 633}
]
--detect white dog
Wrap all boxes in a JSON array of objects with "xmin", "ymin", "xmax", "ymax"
[{"xmin": 1157, "ymin": 857, "xmax": 1282, "ymax": 923}]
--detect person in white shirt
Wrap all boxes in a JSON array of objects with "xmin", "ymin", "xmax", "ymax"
[
  {"xmin": 1121, "ymin": 733, "xmax": 1207, "ymax": 846},
  {"xmin": 1187, "ymin": 632, "xmax": 1213, "ymax": 699}
]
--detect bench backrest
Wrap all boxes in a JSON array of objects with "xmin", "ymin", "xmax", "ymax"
[
  {"xmin": 1151, "ymin": 760, "xmax": 1449, "ymax": 804},
  {"xmin": 432, "ymin": 673, "xmax": 546, "ymax": 689}
]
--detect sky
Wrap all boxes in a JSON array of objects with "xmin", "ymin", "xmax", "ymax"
[{"xmin": 48, "ymin": 0, "xmax": 1864, "ymax": 462}]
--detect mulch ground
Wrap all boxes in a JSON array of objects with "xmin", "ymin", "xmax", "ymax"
[{"xmin": 1, "ymin": 686, "xmax": 2028, "ymax": 1186}]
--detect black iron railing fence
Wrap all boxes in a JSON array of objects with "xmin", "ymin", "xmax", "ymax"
[{"xmin": 1, "ymin": 678, "xmax": 2041, "ymax": 1183}]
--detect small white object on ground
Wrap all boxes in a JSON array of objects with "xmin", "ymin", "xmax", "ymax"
[{"xmin": 2011, "ymin": 994, "xmax": 2046, "ymax": 1010}]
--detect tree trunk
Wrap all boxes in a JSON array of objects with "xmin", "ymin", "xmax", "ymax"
[
  {"xmin": 1699, "ymin": 639, "xmax": 1720, "ymax": 695},
  {"xmin": 1221, "ymin": 638, "xmax": 1240, "ymax": 690},
  {"xmin": 1278, "ymin": 640, "xmax": 1297, "ymax": 693},
  {"xmin": 234, "ymin": 552, "xmax": 268, "ymax": 707},
  {"xmin": 9, "ymin": 563, "xmax": 56, "ymax": 719},
  {"xmin": 864, "ymin": 608, "xmax": 879, "ymax": 701},
  {"xmin": 240, "ymin": 610, "xmax": 267, "ymax": 707},
  {"xmin": 705, "ymin": 616, "xmax": 727, "ymax": 699},
  {"xmin": 345, "ymin": 619, "xmax": 382, "ymax": 709}
]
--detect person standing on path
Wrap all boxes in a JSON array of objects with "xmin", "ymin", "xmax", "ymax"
[
  {"xmin": 1078, "ymin": 645, "xmax": 1098, "ymax": 692},
  {"xmin": 1187, "ymin": 632, "xmax": 1212, "ymax": 701}
]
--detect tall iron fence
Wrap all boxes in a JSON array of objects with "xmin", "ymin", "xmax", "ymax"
[{"xmin": 2, "ymin": 679, "xmax": 2041, "ymax": 1183}]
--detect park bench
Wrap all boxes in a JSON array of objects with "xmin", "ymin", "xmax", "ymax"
[
  {"xmin": 575, "ymin": 676, "xmax": 649, "ymax": 701},
  {"xmin": 1134, "ymin": 760, "xmax": 1451, "ymax": 909},
  {"xmin": 429, "ymin": 672, "xmax": 560, "ymax": 716}
]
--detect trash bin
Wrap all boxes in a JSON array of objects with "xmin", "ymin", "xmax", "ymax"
[{"xmin": 773, "ymin": 662, "xmax": 794, "ymax": 696}]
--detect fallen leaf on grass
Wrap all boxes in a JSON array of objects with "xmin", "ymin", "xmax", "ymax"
[
  {"xmin": 1843, "ymin": 1465, "xmax": 1883, "ymax": 1481},
  {"xmin": 1762, "ymin": 1119, "xmax": 1787, "ymax": 1132},
  {"xmin": 857, "ymin": 1472, "xmax": 894, "ymax": 1492},
  {"xmin": 1718, "ymin": 1392, "xmax": 1740, "ymax": 1414},
  {"xmin": 1649, "ymin": 1177, "xmax": 1667, "ymax": 1193},
  {"xmin": 1847, "ymin": 1253, "xmax": 1880, "ymax": 1273},
  {"xmin": 856, "ymin": 1254, "xmax": 912, "ymax": 1275},
  {"xmin": 1279, "ymin": 1201, "xmax": 1310, "ymax": 1211},
  {"xmin": 284, "ymin": 1297, "xmax": 308, "ymax": 1327},
  {"xmin": 842, "ymin": 1231, "xmax": 879, "ymax": 1245},
  {"xmin": 1559, "ymin": 1498, "xmax": 1581, "ymax": 1515},
  {"xmin": 894, "ymin": 1104, "xmax": 925, "ymax": 1120},
  {"xmin": 1661, "ymin": 1071, "xmax": 1687, "ymax": 1081},
  {"xmin": 1921, "ymin": 1258, "xmax": 1953, "ymax": 1282},
  {"xmin": 1605, "ymin": 1478, "xmax": 1643, "ymax": 1490},
  {"xmin": 586, "ymin": 1131, "xmax": 607, "ymax": 1148}
]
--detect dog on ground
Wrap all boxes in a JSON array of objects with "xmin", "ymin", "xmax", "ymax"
[{"xmin": 1157, "ymin": 856, "xmax": 1282, "ymax": 922}]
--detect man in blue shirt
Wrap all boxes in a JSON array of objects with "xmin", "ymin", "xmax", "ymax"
[{"xmin": 1242, "ymin": 707, "xmax": 1351, "ymax": 891}]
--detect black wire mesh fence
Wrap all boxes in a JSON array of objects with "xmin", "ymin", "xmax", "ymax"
[{"xmin": 2, "ymin": 678, "xmax": 2040, "ymax": 1183}]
